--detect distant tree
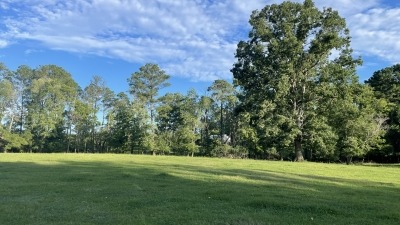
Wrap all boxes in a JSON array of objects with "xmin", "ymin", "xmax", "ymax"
[
  {"xmin": 109, "ymin": 93, "xmax": 149, "ymax": 154},
  {"xmin": 98, "ymin": 87, "xmax": 115, "ymax": 152},
  {"xmin": 177, "ymin": 89, "xmax": 200, "ymax": 156},
  {"xmin": 0, "ymin": 79, "xmax": 14, "ymax": 124},
  {"xmin": 0, "ymin": 126, "xmax": 31, "ymax": 153},
  {"xmin": 108, "ymin": 93, "xmax": 131, "ymax": 153},
  {"xmin": 157, "ymin": 93, "xmax": 185, "ymax": 132},
  {"xmin": 207, "ymin": 80, "xmax": 236, "ymax": 144},
  {"xmin": 198, "ymin": 95, "xmax": 213, "ymax": 155},
  {"xmin": 128, "ymin": 63, "xmax": 170, "ymax": 126},
  {"xmin": 329, "ymin": 84, "xmax": 385, "ymax": 163},
  {"xmin": 154, "ymin": 131, "xmax": 172, "ymax": 155},
  {"xmin": 26, "ymin": 65, "xmax": 79, "ymax": 152},
  {"xmin": 71, "ymin": 99, "xmax": 92, "ymax": 153},
  {"xmin": 366, "ymin": 64, "xmax": 400, "ymax": 162},
  {"xmin": 0, "ymin": 64, "xmax": 20, "ymax": 132},
  {"xmin": 175, "ymin": 126, "xmax": 198, "ymax": 156},
  {"xmin": 83, "ymin": 76, "xmax": 108, "ymax": 152},
  {"xmin": 13, "ymin": 65, "xmax": 35, "ymax": 133},
  {"xmin": 366, "ymin": 64, "xmax": 400, "ymax": 102},
  {"xmin": 130, "ymin": 98, "xmax": 152, "ymax": 154},
  {"xmin": 128, "ymin": 63, "xmax": 170, "ymax": 155},
  {"xmin": 156, "ymin": 89, "xmax": 200, "ymax": 156}
]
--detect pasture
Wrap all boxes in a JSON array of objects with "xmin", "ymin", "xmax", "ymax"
[{"xmin": 0, "ymin": 154, "xmax": 399, "ymax": 225}]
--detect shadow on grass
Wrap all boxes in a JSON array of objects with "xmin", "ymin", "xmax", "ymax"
[
  {"xmin": 0, "ymin": 159, "xmax": 399, "ymax": 225},
  {"xmin": 361, "ymin": 163, "xmax": 400, "ymax": 168}
]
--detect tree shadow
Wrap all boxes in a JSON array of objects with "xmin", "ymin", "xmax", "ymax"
[{"xmin": 361, "ymin": 163, "xmax": 400, "ymax": 168}]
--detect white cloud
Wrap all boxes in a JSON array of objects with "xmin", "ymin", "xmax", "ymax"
[
  {"xmin": 2, "ymin": 0, "xmax": 246, "ymax": 80},
  {"xmin": 297, "ymin": 0, "xmax": 400, "ymax": 65},
  {"xmin": 1, "ymin": 0, "xmax": 400, "ymax": 81},
  {"xmin": 348, "ymin": 7, "xmax": 400, "ymax": 64},
  {"xmin": 0, "ymin": 40, "xmax": 8, "ymax": 48},
  {"xmin": 0, "ymin": 2, "xmax": 9, "ymax": 10},
  {"xmin": 24, "ymin": 49, "xmax": 43, "ymax": 55}
]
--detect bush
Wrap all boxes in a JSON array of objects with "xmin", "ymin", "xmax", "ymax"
[{"xmin": 211, "ymin": 144, "xmax": 248, "ymax": 159}]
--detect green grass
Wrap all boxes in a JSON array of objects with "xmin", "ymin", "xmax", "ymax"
[{"xmin": 0, "ymin": 154, "xmax": 399, "ymax": 225}]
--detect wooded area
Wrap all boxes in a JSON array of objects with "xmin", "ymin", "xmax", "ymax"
[{"xmin": 0, "ymin": 0, "xmax": 399, "ymax": 163}]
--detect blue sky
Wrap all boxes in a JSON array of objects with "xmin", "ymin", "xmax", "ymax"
[{"xmin": 1, "ymin": 0, "xmax": 400, "ymax": 95}]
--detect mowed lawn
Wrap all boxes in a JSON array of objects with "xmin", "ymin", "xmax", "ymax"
[{"xmin": 0, "ymin": 154, "xmax": 399, "ymax": 225}]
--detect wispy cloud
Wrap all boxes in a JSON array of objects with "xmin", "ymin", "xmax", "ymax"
[
  {"xmin": 24, "ymin": 49, "xmax": 43, "ymax": 55},
  {"xmin": 0, "ymin": 40, "xmax": 8, "ymax": 48},
  {"xmin": 349, "ymin": 7, "xmax": 400, "ymax": 64},
  {"xmin": 1, "ymin": 0, "xmax": 252, "ymax": 80},
  {"xmin": 1, "ymin": 0, "xmax": 399, "ymax": 81}
]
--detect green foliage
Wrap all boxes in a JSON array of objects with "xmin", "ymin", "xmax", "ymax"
[
  {"xmin": 174, "ymin": 126, "xmax": 199, "ymax": 156},
  {"xmin": 207, "ymin": 80, "xmax": 236, "ymax": 143},
  {"xmin": 156, "ymin": 90, "xmax": 201, "ymax": 156},
  {"xmin": 366, "ymin": 64, "xmax": 400, "ymax": 162},
  {"xmin": 366, "ymin": 64, "xmax": 400, "ymax": 103},
  {"xmin": 81, "ymin": 76, "xmax": 109, "ymax": 152},
  {"xmin": 231, "ymin": 0, "xmax": 382, "ymax": 162},
  {"xmin": 71, "ymin": 99, "xmax": 92, "ymax": 152},
  {"xmin": 211, "ymin": 143, "xmax": 248, "ymax": 159},
  {"xmin": 128, "ymin": 63, "xmax": 170, "ymax": 125},
  {"xmin": 324, "ymin": 84, "xmax": 385, "ymax": 163},
  {"xmin": 12, "ymin": 65, "xmax": 35, "ymax": 133},
  {"xmin": 0, "ymin": 79, "xmax": 14, "ymax": 121},
  {"xmin": 109, "ymin": 93, "xmax": 149, "ymax": 154},
  {"xmin": 304, "ymin": 116, "xmax": 338, "ymax": 161},
  {"xmin": 154, "ymin": 131, "xmax": 172, "ymax": 155},
  {"xmin": 157, "ymin": 93, "xmax": 185, "ymax": 132},
  {"xmin": 0, "ymin": 127, "xmax": 31, "ymax": 152},
  {"xmin": 144, "ymin": 132, "xmax": 157, "ymax": 154},
  {"xmin": 26, "ymin": 65, "xmax": 79, "ymax": 152},
  {"xmin": 128, "ymin": 63, "xmax": 170, "ymax": 103},
  {"xmin": 124, "ymin": 63, "xmax": 172, "ymax": 155}
]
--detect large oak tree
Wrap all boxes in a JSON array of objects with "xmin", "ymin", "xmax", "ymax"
[{"xmin": 232, "ymin": 0, "xmax": 365, "ymax": 161}]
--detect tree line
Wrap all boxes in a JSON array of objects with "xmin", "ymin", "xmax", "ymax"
[
  {"xmin": 0, "ymin": 63, "xmax": 238, "ymax": 157},
  {"xmin": 0, "ymin": 0, "xmax": 399, "ymax": 163}
]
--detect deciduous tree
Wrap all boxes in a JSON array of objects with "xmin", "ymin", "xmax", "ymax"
[
  {"xmin": 232, "ymin": 0, "xmax": 366, "ymax": 161},
  {"xmin": 366, "ymin": 64, "xmax": 400, "ymax": 162}
]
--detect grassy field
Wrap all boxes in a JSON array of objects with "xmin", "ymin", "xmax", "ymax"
[{"xmin": 0, "ymin": 154, "xmax": 399, "ymax": 225}]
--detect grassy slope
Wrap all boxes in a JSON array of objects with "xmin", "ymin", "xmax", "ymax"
[{"xmin": 0, "ymin": 154, "xmax": 399, "ymax": 225}]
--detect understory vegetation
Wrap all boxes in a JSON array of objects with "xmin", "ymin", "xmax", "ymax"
[{"xmin": 1, "ymin": 0, "xmax": 399, "ymax": 163}]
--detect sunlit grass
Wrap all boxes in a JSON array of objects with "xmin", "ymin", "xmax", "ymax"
[{"xmin": 0, "ymin": 154, "xmax": 399, "ymax": 225}]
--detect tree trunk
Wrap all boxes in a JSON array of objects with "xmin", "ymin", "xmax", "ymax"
[
  {"xmin": 294, "ymin": 135, "xmax": 304, "ymax": 161},
  {"xmin": 67, "ymin": 137, "xmax": 70, "ymax": 153},
  {"xmin": 220, "ymin": 103, "xmax": 223, "ymax": 143},
  {"xmin": 75, "ymin": 134, "xmax": 78, "ymax": 153},
  {"xmin": 92, "ymin": 130, "xmax": 95, "ymax": 152},
  {"xmin": 8, "ymin": 115, "xmax": 14, "ymax": 132},
  {"xmin": 20, "ymin": 95, "xmax": 24, "ymax": 134},
  {"xmin": 67, "ymin": 124, "xmax": 71, "ymax": 153},
  {"xmin": 346, "ymin": 156, "xmax": 352, "ymax": 165}
]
